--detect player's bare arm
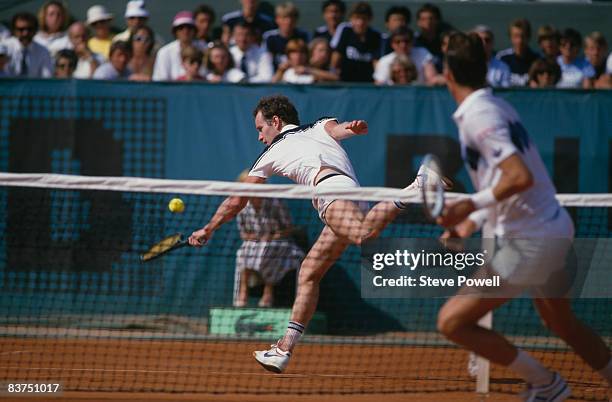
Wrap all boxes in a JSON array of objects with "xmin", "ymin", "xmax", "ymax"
[
  {"xmin": 437, "ymin": 154, "xmax": 534, "ymax": 228},
  {"xmin": 189, "ymin": 175, "xmax": 266, "ymax": 246},
  {"xmin": 325, "ymin": 119, "xmax": 368, "ymax": 141}
]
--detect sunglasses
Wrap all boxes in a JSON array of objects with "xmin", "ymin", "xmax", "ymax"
[
  {"xmin": 15, "ymin": 26, "xmax": 34, "ymax": 33},
  {"xmin": 392, "ymin": 38, "xmax": 410, "ymax": 44},
  {"xmin": 175, "ymin": 24, "xmax": 194, "ymax": 31},
  {"xmin": 133, "ymin": 35, "xmax": 151, "ymax": 42},
  {"xmin": 56, "ymin": 62, "xmax": 72, "ymax": 69}
]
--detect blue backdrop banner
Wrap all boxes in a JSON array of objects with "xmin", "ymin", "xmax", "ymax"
[{"xmin": 1, "ymin": 80, "xmax": 611, "ymax": 334}]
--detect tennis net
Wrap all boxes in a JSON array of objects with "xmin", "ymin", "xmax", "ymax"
[{"xmin": 0, "ymin": 173, "xmax": 610, "ymax": 400}]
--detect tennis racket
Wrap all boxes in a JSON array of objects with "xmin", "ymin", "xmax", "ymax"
[
  {"xmin": 141, "ymin": 233, "xmax": 189, "ymax": 262},
  {"xmin": 420, "ymin": 154, "xmax": 447, "ymax": 220}
]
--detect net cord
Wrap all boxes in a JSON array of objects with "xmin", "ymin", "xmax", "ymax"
[{"xmin": 0, "ymin": 172, "xmax": 610, "ymax": 206}]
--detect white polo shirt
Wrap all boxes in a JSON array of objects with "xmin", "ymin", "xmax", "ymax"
[
  {"xmin": 152, "ymin": 40, "xmax": 206, "ymax": 81},
  {"xmin": 249, "ymin": 117, "xmax": 359, "ymax": 186},
  {"xmin": 453, "ymin": 88, "xmax": 562, "ymax": 236}
]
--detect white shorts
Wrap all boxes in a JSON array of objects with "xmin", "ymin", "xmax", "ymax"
[
  {"xmin": 313, "ymin": 175, "xmax": 369, "ymax": 224},
  {"xmin": 490, "ymin": 207, "xmax": 574, "ymax": 292}
]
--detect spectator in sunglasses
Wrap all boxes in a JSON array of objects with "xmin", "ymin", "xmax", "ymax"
[
  {"xmin": 5, "ymin": 12, "xmax": 53, "ymax": 77},
  {"xmin": 54, "ymin": 49, "xmax": 77, "ymax": 78},
  {"xmin": 113, "ymin": 1, "xmax": 164, "ymax": 53},
  {"xmin": 129, "ymin": 25, "xmax": 156, "ymax": 81}
]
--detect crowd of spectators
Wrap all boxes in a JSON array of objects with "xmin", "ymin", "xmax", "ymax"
[{"xmin": 0, "ymin": 0, "xmax": 610, "ymax": 88}]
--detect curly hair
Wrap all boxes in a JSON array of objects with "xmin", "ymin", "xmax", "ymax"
[{"xmin": 253, "ymin": 95, "xmax": 300, "ymax": 126}]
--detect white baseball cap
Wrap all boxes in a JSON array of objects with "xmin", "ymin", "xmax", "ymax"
[
  {"xmin": 125, "ymin": 0, "xmax": 149, "ymax": 19},
  {"xmin": 86, "ymin": 5, "xmax": 114, "ymax": 25}
]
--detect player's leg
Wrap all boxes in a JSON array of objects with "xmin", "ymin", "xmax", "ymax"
[
  {"xmin": 439, "ymin": 295, "xmax": 573, "ymax": 400},
  {"xmin": 533, "ymin": 298, "xmax": 612, "ymax": 386},
  {"xmin": 281, "ymin": 225, "xmax": 349, "ymax": 349},
  {"xmin": 437, "ymin": 296, "xmax": 516, "ymax": 364},
  {"xmin": 324, "ymin": 199, "xmax": 402, "ymax": 245},
  {"xmin": 253, "ymin": 226, "xmax": 349, "ymax": 372}
]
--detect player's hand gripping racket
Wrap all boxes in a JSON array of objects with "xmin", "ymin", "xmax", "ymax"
[
  {"xmin": 140, "ymin": 233, "xmax": 189, "ymax": 262},
  {"xmin": 420, "ymin": 154, "xmax": 448, "ymax": 221}
]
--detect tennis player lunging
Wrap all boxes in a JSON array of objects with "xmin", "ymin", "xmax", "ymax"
[
  {"xmin": 189, "ymin": 95, "xmax": 435, "ymax": 373},
  {"xmin": 436, "ymin": 32, "xmax": 612, "ymax": 401}
]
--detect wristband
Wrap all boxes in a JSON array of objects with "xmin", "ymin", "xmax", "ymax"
[{"xmin": 470, "ymin": 188, "xmax": 496, "ymax": 209}]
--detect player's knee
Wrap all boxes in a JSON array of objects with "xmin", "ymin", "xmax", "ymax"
[
  {"xmin": 437, "ymin": 312, "xmax": 465, "ymax": 339},
  {"xmin": 352, "ymin": 229, "xmax": 379, "ymax": 247},
  {"xmin": 298, "ymin": 266, "xmax": 324, "ymax": 286}
]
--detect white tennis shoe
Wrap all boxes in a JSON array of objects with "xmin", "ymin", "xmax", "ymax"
[
  {"xmin": 521, "ymin": 372, "xmax": 571, "ymax": 402},
  {"xmin": 253, "ymin": 342, "xmax": 291, "ymax": 373},
  {"xmin": 394, "ymin": 163, "xmax": 452, "ymax": 209}
]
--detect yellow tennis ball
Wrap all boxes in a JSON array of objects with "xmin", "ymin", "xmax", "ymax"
[{"xmin": 168, "ymin": 198, "xmax": 185, "ymax": 213}]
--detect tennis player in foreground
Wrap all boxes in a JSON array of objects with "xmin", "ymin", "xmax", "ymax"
[
  {"xmin": 436, "ymin": 32, "xmax": 612, "ymax": 401},
  {"xmin": 189, "ymin": 95, "xmax": 439, "ymax": 373}
]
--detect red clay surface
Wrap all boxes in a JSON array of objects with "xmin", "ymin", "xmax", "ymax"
[{"xmin": 0, "ymin": 337, "xmax": 609, "ymax": 401}]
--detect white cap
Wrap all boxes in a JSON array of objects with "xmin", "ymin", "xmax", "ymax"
[
  {"xmin": 125, "ymin": 0, "xmax": 149, "ymax": 18},
  {"xmin": 86, "ymin": 5, "xmax": 114, "ymax": 25}
]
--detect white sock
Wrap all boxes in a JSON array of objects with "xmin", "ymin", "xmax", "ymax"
[
  {"xmin": 508, "ymin": 350, "xmax": 554, "ymax": 386},
  {"xmin": 598, "ymin": 357, "xmax": 612, "ymax": 387},
  {"xmin": 281, "ymin": 321, "xmax": 304, "ymax": 352}
]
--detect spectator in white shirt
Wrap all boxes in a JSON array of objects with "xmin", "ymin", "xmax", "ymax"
[
  {"xmin": 556, "ymin": 28, "xmax": 594, "ymax": 88},
  {"xmin": 54, "ymin": 49, "xmax": 77, "ymax": 78},
  {"xmin": 373, "ymin": 27, "xmax": 439, "ymax": 85},
  {"xmin": 152, "ymin": 11, "xmax": 205, "ymax": 81},
  {"xmin": 229, "ymin": 21, "xmax": 273, "ymax": 83},
  {"xmin": 34, "ymin": 1, "xmax": 70, "ymax": 57},
  {"xmin": 67, "ymin": 22, "xmax": 103, "ymax": 79},
  {"xmin": 472, "ymin": 25, "xmax": 511, "ymax": 88},
  {"xmin": 93, "ymin": 41, "xmax": 132, "ymax": 80},
  {"xmin": 5, "ymin": 12, "xmax": 53, "ymax": 78},
  {"xmin": 112, "ymin": 1, "xmax": 164, "ymax": 52},
  {"xmin": 205, "ymin": 42, "xmax": 246, "ymax": 83}
]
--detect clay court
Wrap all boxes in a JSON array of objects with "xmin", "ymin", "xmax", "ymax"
[{"xmin": 1, "ymin": 337, "xmax": 608, "ymax": 401}]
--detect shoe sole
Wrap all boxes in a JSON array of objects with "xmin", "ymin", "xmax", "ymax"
[{"xmin": 253, "ymin": 352, "xmax": 283, "ymax": 373}]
